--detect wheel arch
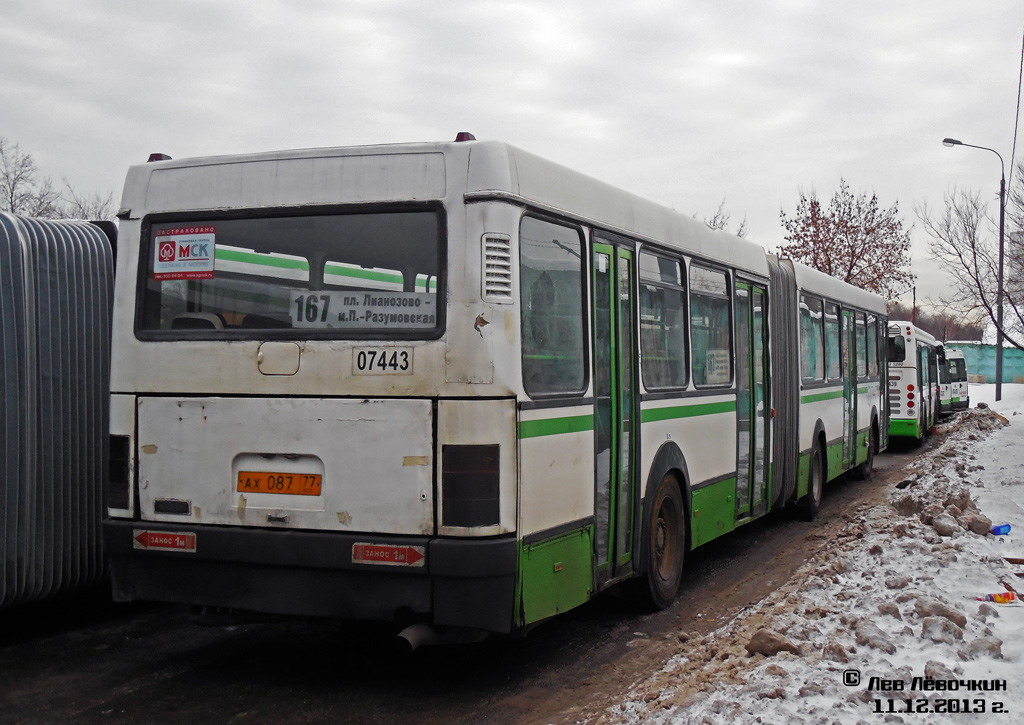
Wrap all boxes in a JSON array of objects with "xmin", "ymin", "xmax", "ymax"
[
  {"xmin": 869, "ymin": 405, "xmax": 880, "ymax": 454},
  {"xmin": 637, "ymin": 441, "xmax": 691, "ymax": 577},
  {"xmin": 812, "ymin": 417, "xmax": 827, "ymax": 453},
  {"xmin": 790, "ymin": 418, "xmax": 827, "ymax": 506}
]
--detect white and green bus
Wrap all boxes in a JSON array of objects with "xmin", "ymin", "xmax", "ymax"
[
  {"xmin": 939, "ymin": 347, "xmax": 969, "ymax": 414},
  {"xmin": 790, "ymin": 263, "xmax": 887, "ymax": 518},
  {"xmin": 104, "ymin": 137, "xmax": 887, "ymax": 645},
  {"xmin": 887, "ymin": 321, "xmax": 941, "ymax": 441}
]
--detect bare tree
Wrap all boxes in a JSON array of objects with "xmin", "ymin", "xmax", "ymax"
[
  {"xmin": 0, "ymin": 136, "xmax": 62, "ymax": 216},
  {"xmin": 886, "ymin": 301, "xmax": 985, "ymax": 342},
  {"xmin": 778, "ymin": 179, "xmax": 914, "ymax": 300},
  {"xmin": 697, "ymin": 198, "xmax": 748, "ymax": 238},
  {"xmin": 917, "ymin": 185, "xmax": 1023, "ymax": 351},
  {"xmin": 0, "ymin": 135, "xmax": 113, "ymax": 219},
  {"xmin": 60, "ymin": 179, "xmax": 115, "ymax": 220}
]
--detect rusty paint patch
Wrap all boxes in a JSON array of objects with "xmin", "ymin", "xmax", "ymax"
[
  {"xmin": 337, "ymin": 511, "xmax": 352, "ymax": 526},
  {"xmin": 403, "ymin": 455, "xmax": 430, "ymax": 466},
  {"xmin": 474, "ymin": 313, "xmax": 490, "ymax": 337},
  {"xmin": 237, "ymin": 494, "xmax": 246, "ymax": 522},
  {"xmin": 141, "ymin": 444, "xmax": 158, "ymax": 455}
]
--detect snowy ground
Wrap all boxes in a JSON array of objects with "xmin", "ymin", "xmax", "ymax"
[{"xmin": 604, "ymin": 384, "xmax": 1024, "ymax": 725}]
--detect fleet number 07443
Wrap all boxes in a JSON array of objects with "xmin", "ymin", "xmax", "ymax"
[{"xmin": 353, "ymin": 347, "xmax": 413, "ymax": 375}]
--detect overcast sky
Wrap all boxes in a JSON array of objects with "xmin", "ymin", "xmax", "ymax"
[{"xmin": 3, "ymin": 0, "xmax": 1022, "ymax": 307}]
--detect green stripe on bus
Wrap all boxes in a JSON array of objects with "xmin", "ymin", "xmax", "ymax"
[
  {"xmin": 216, "ymin": 248, "xmax": 310, "ymax": 270},
  {"xmin": 801, "ymin": 390, "xmax": 845, "ymax": 404},
  {"xmin": 519, "ymin": 414, "xmax": 594, "ymax": 439},
  {"xmin": 324, "ymin": 263, "xmax": 402, "ymax": 285},
  {"xmin": 640, "ymin": 400, "xmax": 736, "ymax": 423},
  {"xmin": 215, "ymin": 249, "xmax": 437, "ymax": 290}
]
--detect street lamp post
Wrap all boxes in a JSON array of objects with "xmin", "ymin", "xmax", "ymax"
[{"xmin": 942, "ymin": 137, "xmax": 1005, "ymax": 402}]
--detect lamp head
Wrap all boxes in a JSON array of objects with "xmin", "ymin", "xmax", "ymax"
[{"xmin": 942, "ymin": 138, "xmax": 962, "ymax": 147}]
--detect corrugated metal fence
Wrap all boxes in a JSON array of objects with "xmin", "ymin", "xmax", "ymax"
[
  {"xmin": 946, "ymin": 341, "xmax": 1024, "ymax": 384},
  {"xmin": 1, "ymin": 213, "xmax": 115, "ymax": 608}
]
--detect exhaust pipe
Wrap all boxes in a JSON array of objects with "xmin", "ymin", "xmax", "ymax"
[{"xmin": 395, "ymin": 623, "xmax": 489, "ymax": 653}]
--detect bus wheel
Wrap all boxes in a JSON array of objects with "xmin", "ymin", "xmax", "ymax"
[
  {"xmin": 854, "ymin": 427, "xmax": 875, "ymax": 480},
  {"xmin": 634, "ymin": 473, "xmax": 685, "ymax": 610},
  {"xmin": 800, "ymin": 445, "xmax": 823, "ymax": 521}
]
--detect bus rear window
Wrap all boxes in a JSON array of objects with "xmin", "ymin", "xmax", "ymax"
[
  {"xmin": 950, "ymin": 358, "xmax": 967, "ymax": 382},
  {"xmin": 887, "ymin": 333, "xmax": 906, "ymax": 363},
  {"xmin": 138, "ymin": 210, "xmax": 442, "ymax": 338}
]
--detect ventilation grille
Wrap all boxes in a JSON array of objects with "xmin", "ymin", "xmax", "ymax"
[{"xmin": 482, "ymin": 234, "xmax": 513, "ymax": 303}]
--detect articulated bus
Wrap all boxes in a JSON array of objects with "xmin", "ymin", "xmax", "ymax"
[
  {"xmin": 104, "ymin": 137, "xmax": 887, "ymax": 644},
  {"xmin": 887, "ymin": 321, "xmax": 941, "ymax": 441},
  {"xmin": 939, "ymin": 348, "xmax": 969, "ymax": 414}
]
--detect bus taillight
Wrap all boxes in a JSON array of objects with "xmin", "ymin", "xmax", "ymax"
[{"xmin": 907, "ymin": 384, "xmax": 915, "ymax": 392}]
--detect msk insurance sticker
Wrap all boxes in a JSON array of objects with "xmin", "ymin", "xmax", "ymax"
[{"xmin": 153, "ymin": 226, "xmax": 216, "ymax": 280}]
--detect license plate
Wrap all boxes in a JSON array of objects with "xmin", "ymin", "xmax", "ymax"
[{"xmin": 237, "ymin": 471, "xmax": 322, "ymax": 496}]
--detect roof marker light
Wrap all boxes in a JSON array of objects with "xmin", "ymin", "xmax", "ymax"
[
  {"xmin": 148, "ymin": 153, "xmax": 172, "ymax": 162},
  {"xmin": 454, "ymin": 132, "xmax": 476, "ymax": 142}
]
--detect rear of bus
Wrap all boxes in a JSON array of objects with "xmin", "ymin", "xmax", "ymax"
[
  {"xmin": 104, "ymin": 142, "xmax": 522, "ymax": 636},
  {"xmin": 947, "ymin": 349, "xmax": 969, "ymax": 411},
  {"xmin": 887, "ymin": 321, "xmax": 937, "ymax": 440},
  {"xmin": 938, "ymin": 349, "xmax": 953, "ymax": 415}
]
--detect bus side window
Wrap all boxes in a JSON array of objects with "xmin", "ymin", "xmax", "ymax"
[
  {"xmin": 519, "ymin": 216, "xmax": 586, "ymax": 396},
  {"xmin": 800, "ymin": 294, "xmax": 825, "ymax": 383},
  {"xmin": 866, "ymin": 314, "xmax": 879, "ymax": 376},
  {"xmin": 855, "ymin": 312, "xmax": 868, "ymax": 378},
  {"xmin": 639, "ymin": 252, "xmax": 687, "ymax": 389},
  {"xmin": 689, "ymin": 265, "xmax": 732, "ymax": 386},
  {"xmin": 824, "ymin": 302, "xmax": 841, "ymax": 381}
]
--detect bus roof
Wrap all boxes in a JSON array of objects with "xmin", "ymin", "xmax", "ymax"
[
  {"xmin": 785, "ymin": 258, "xmax": 887, "ymax": 314},
  {"xmin": 888, "ymin": 320, "xmax": 938, "ymax": 346},
  {"xmin": 119, "ymin": 138, "xmax": 770, "ymax": 279},
  {"xmin": 470, "ymin": 143, "xmax": 770, "ymax": 278}
]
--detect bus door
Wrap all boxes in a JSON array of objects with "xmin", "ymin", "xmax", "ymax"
[
  {"xmin": 592, "ymin": 242, "xmax": 637, "ymax": 586},
  {"xmin": 841, "ymin": 309, "xmax": 856, "ymax": 468},
  {"xmin": 920, "ymin": 345, "xmax": 934, "ymax": 428},
  {"xmin": 735, "ymin": 283, "xmax": 770, "ymax": 519}
]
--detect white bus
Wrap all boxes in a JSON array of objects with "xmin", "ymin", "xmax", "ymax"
[
  {"xmin": 887, "ymin": 321, "xmax": 940, "ymax": 441},
  {"xmin": 790, "ymin": 263, "xmax": 887, "ymax": 518},
  {"xmin": 939, "ymin": 347, "xmax": 969, "ymax": 414},
  {"xmin": 104, "ymin": 137, "xmax": 887, "ymax": 644}
]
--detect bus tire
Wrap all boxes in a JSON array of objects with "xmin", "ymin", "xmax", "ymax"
[
  {"xmin": 800, "ymin": 445, "xmax": 824, "ymax": 521},
  {"xmin": 634, "ymin": 473, "xmax": 686, "ymax": 610},
  {"xmin": 853, "ymin": 426, "xmax": 875, "ymax": 481}
]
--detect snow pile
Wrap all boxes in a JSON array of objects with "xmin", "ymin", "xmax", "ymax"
[{"xmin": 609, "ymin": 385, "xmax": 1024, "ymax": 724}]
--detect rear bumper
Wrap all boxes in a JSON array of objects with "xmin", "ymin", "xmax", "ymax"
[
  {"xmin": 889, "ymin": 418, "xmax": 922, "ymax": 439},
  {"xmin": 104, "ymin": 519, "xmax": 518, "ymax": 633}
]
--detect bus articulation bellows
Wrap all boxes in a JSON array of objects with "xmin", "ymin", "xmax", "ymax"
[{"xmin": 104, "ymin": 137, "xmax": 888, "ymax": 644}]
